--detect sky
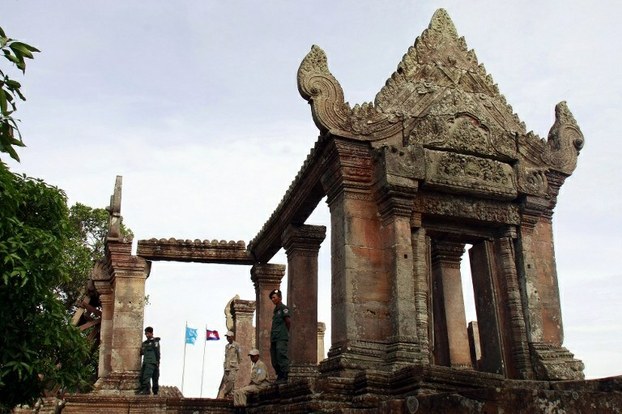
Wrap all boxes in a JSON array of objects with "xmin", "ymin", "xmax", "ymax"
[{"xmin": 3, "ymin": 0, "xmax": 621, "ymax": 398}]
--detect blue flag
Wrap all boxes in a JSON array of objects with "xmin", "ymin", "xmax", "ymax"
[{"xmin": 185, "ymin": 326, "xmax": 198, "ymax": 345}]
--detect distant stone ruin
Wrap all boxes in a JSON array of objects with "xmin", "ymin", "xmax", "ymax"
[{"xmin": 56, "ymin": 8, "xmax": 621, "ymax": 414}]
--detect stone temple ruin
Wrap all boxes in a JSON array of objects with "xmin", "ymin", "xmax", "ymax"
[{"xmin": 48, "ymin": 8, "xmax": 622, "ymax": 414}]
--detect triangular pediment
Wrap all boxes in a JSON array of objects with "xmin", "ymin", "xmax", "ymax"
[
  {"xmin": 298, "ymin": 9, "xmax": 527, "ymax": 143},
  {"xmin": 297, "ymin": 8, "xmax": 583, "ymax": 194},
  {"xmin": 374, "ymin": 9, "xmax": 525, "ymax": 135}
]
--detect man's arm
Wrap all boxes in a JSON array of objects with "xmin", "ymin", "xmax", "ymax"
[
  {"xmin": 284, "ymin": 315, "xmax": 291, "ymax": 331},
  {"xmin": 155, "ymin": 341, "xmax": 161, "ymax": 365}
]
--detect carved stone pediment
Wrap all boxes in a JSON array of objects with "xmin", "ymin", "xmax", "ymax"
[
  {"xmin": 406, "ymin": 114, "xmax": 517, "ymax": 162},
  {"xmin": 424, "ymin": 149, "xmax": 517, "ymax": 200},
  {"xmin": 297, "ymin": 9, "xmax": 526, "ymax": 145},
  {"xmin": 297, "ymin": 8, "xmax": 584, "ymax": 199}
]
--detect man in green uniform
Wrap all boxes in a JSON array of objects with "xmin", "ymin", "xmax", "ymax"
[
  {"xmin": 269, "ymin": 289, "xmax": 290, "ymax": 382},
  {"xmin": 137, "ymin": 326, "xmax": 160, "ymax": 395}
]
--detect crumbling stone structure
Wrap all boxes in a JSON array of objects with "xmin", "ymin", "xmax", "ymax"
[{"xmin": 61, "ymin": 8, "xmax": 622, "ymax": 414}]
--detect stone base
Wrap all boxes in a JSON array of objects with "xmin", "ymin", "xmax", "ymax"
[
  {"xmin": 289, "ymin": 363, "xmax": 319, "ymax": 380},
  {"xmin": 93, "ymin": 371, "xmax": 141, "ymax": 395},
  {"xmin": 530, "ymin": 342, "xmax": 585, "ymax": 380},
  {"xmin": 64, "ymin": 393, "xmax": 232, "ymax": 414},
  {"xmin": 56, "ymin": 369, "xmax": 622, "ymax": 413}
]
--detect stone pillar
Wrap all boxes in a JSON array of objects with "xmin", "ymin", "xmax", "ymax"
[
  {"xmin": 492, "ymin": 234, "xmax": 533, "ymax": 379},
  {"xmin": 467, "ymin": 321, "xmax": 481, "ymax": 369},
  {"xmin": 282, "ymin": 224, "xmax": 326, "ymax": 379},
  {"xmin": 431, "ymin": 240, "xmax": 471, "ymax": 368},
  {"xmin": 517, "ymin": 194, "xmax": 583, "ymax": 380},
  {"xmin": 103, "ymin": 239, "xmax": 151, "ymax": 392},
  {"xmin": 411, "ymin": 221, "xmax": 432, "ymax": 364},
  {"xmin": 374, "ymin": 145, "xmax": 421, "ymax": 367},
  {"xmin": 231, "ymin": 299, "xmax": 256, "ymax": 390},
  {"xmin": 92, "ymin": 262, "xmax": 113, "ymax": 383},
  {"xmin": 321, "ymin": 139, "xmax": 386, "ymax": 370},
  {"xmin": 251, "ymin": 263, "xmax": 286, "ymax": 378},
  {"xmin": 469, "ymin": 241, "xmax": 505, "ymax": 376},
  {"xmin": 317, "ymin": 322, "xmax": 326, "ymax": 363},
  {"xmin": 516, "ymin": 197, "xmax": 554, "ymax": 345}
]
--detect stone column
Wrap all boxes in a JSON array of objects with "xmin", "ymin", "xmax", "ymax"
[
  {"xmin": 431, "ymin": 240, "xmax": 471, "ymax": 368},
  {"xmin": 516, "ymin": 195, "xmax": 583, "ymax": 380},
  {"xmin": 92, "ymin": 262, "xmax": 113, "ymax": 383},
  {"xmin": 321, "ymin": 139, "xmax": 385, "ymax": 370},
  {"xmin": 492, "ymin": 234, "xmax": 533, "ymax": 379},
  {"xmin": 231, "ymin": 299, "xmax": 256, "ymax": 390},
  {"xmin": 317, "ymin": 322, "xmax": 326, "ymax": 364},
  {"xmin": 411, "ymin": 219, "xmax": 432, "ymax": 364},
  {"xmin": 251, "ymin": 263, "xmax": 286, "ymax": 378},
  {"xmin": 374, "ymin": 145, "xmax": 420, "ymax": 367},
  {"xmin": 104, "ymin": 239, "xmax": 151, "ymax": 392},
  {"xmin": 468, "ymin": 241, "xmax": 505, "ymax": 376},
  {"xmin": 282, "ymin": 224, "xmax": 326, "ymax": 379}
]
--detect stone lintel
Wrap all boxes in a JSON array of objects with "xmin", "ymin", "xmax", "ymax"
[
  {"xmin": 136, "ymin": 238, "xmax": 254, "ymax": 264},
  {"xmin": 414, "ymin": 192, "xmax": 521, "ymax": 226}
]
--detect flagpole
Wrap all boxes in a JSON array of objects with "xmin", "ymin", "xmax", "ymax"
[
  {"xmin": 200, "ymin": 325, "xmax": 207, "ymax": 397},
  {"xmin": 181, "ymin": 321, "xmax": 187, "ymax": 394}
]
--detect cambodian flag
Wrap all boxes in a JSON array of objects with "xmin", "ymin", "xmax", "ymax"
[{"xmin": 206, "ymin": 329, "xmax": 220, "ymax": 341}]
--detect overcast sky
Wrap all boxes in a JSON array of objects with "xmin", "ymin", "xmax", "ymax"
[{"xmin": 4, "ymin": 0, "xmax": 621, "ymax": 398}]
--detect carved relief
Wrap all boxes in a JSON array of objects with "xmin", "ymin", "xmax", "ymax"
[
  {"xmin": 543, "ymin": 101, "xmax": 584, "ymax": 175},
  {"xmin": 424, "ymin": 149, "xmax": 516, "ymax": 200},
  {"xmin": 517, "ymin": 167, "xmax": 548, "ymax": 197},
  {"xmin": 413, "ymin": 193, "xmax": 521, "ymax": 224},
  {"xmin": 297, "ymin": 45, "xmax": 353, "ymax": 138},
  {"xmin": 406, "ymin": 114, "xmax": 516, "ymax": 161}
]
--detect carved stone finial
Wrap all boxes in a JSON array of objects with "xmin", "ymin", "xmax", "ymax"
[
  {"xmin": 297, "ymin": 45, "xmax": 353, "ymax": 137},
  {"xmin": 225, "ymin": 294, "xmax": 240, "ymax": 331},
  {"xmin": 106, "ymin": 176, "xmax": 122, "ymax": 239},
  {"xmin": 545, "ymin": 101, "xmax": 584, "ymax": 175},
  {"xmin": 429, "ymin": 8, "xmax": 459, "ymax": 38}
]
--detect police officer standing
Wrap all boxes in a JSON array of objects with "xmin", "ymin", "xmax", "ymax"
[
  {"xmin": 137, "ymin": 326, "xmax": 160, "ymax": 395},
  {"xmin": 269, "ymin": 289, "xmax": 290, "ymax": 382},
  {"xmin": 217, "ymin": 330, "xmax": 241, "ymax": 399}
]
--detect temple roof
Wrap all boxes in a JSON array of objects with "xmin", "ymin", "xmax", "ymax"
[{"xmin": 298, "ymin": 9, "xmax": 528, "ymax": 142}]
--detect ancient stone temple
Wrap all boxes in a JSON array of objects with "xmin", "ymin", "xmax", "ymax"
[{"xmin": 56, "ymin": 8, "xmax": 621, "ymax": 414}]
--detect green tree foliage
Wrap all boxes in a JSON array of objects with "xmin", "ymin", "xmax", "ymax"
[
  {"xmin": 0, "ymin": 26, "xmax": 39, "ymax": 162},
  {"xmin": 0, "ymin": 165, "xmax": 91, "ymax": 411},
  {"xmin": 61, "ymin": 203, "xmax": 133, "ymax": 311}
]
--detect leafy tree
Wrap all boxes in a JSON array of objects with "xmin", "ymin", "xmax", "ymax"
[
  {"xmin": 0, "ymin": 26, "xmax": 39, "ymax": 162},
  {"xmin": 62, "ymin": 203, "xmax": 133, "ymax": 311},
  {"xmin": 0, "ymin": 166, "xmax": 91, "ymax": 411}
]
